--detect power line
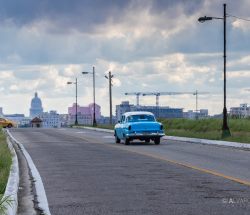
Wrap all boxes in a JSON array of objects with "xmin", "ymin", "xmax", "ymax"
[{"xmin": 227, "ymin": 13, "xmax": 250, "ymax": 22}]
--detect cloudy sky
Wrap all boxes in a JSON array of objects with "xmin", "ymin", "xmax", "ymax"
[{"xmin": 1, "ymin": 0, "xmax": 250, "ymax": 116}]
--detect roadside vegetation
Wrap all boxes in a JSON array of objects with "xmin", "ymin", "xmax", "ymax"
[
  {"xmin": 74, "ymin": 118, "xmax": 250, "ymax": 143},
  {"xmin": 0, "ymin": 128, "xmax": 12, "ymax": 214},
  {"xmin": 159, "ymin": 118, "xmax": 250, "ymax": 143}
]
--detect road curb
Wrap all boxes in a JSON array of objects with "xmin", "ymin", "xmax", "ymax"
[
  {"xmin": 2, "ymin": 131, "xmax": 19, "ymax": 215},
  {"xmin": 164, "ymin": 136, "xmax": 250, "ymax": 149},
  {"xmin": 80, "ymin": 126, "xmax": 250, "ymax": 149},
  {"xmin": 6, "ymin": 130, "xmax": 51, "ymax": 215}
]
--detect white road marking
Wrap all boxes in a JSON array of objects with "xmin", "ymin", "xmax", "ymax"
[
  {"xmin": 7, "ymin": 130, "xmax": 51, "ymax": 215},
  {"xmin": 103, "ymin": 136, "xmax": 114, "ymax": 138},
  {"xmin": 76, "ymin": 131, "xmax": 87, "ymax": 134}
]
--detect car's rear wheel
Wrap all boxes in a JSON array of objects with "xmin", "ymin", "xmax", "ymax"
[
  {"xmin": 7, "ymin": 124, "xmax": 12, "ymax": 128},
  {"xmin": 125, "ymin": 138, "xmax": 130, "ymax": 145},
  {"xmin": 115, "ymin": 132, "xmax": 121, "ymax": 143},
  {"xmin": 154, "ymin": 137, "xmax": 160, "ymax": 145},
  {"xmin": 145, "ymin": 138, "xmax": 150, "ymax": 143}
]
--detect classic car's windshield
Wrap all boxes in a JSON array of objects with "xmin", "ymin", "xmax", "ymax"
[{"xmin": 127, "ymin": 114, "xmax": 155, "ymax": 122}]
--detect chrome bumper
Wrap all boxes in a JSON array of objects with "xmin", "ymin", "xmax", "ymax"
[{"xmin": 125, "ymin": 132, "xmax": 165, "ymax": 138}]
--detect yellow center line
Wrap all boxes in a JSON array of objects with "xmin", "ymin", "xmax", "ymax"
[
  {"xmin": 125, "ymin": 149, "xmax": 250, "ymax": 187},
  {"xmin": 69, "ymin": 130, "xmax": 250, "ymax": 187}
]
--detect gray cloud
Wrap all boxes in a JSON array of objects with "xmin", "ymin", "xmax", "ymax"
[{"xmin": 0, "ymin": 0, "xmax": 130, "ymax": 32}]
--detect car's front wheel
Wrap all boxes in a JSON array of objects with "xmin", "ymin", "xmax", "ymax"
[
  {"xmin": 7, "ymin": 124, "xmax": 12, "ymax": 128},
  {"xmin": 115, "ymin": 132, "xmax": 121, "ymax": 144},
  {"xmin": 154, "ymin": 137, "xmax": 160, "ymax": 145}
]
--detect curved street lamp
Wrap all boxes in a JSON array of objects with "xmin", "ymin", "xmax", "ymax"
[
  {"xmin": 67, "ymin": 78, "xmax": 78, "ymax": 125},
  {"xmin": 198, "ymin": 3, "xmax": 231, "ymax": 137},
  {"xmin": 82, "ymin": 66, "xmax": 97, "ymax": 127}
]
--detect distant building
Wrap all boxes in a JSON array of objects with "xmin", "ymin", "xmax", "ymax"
[
  {"xmin": 183, "ymin": 109, "xmax": 209, "ymax": 119},
  {"xmin": 59, "ymin": 114, "xmax": 69, "ymax": 127},
  {"xmin": 4, "ymin": 114, "xmax": 25, "ymax": 125},
  {"xmin": 19, "ymin": 117, "xmax": 32, "ymax": 127},
  {"xmin": 116, "ymin": 101, "xmax": 134, "ymax": 121},
  {"xmin": 38, "ymin": 111, "xmax": 61, "ymax": 128},
  {"xmin": 68, "ymin": 103, "xmax": 101, "ymax": 125},
  {"xmin": 0, "ymin": 107, "xmax": 3, "ymax": 117},
  {"xmin": 116, "ymin": 101, "xmax": 183, "ymax": 121},
  {"xmin": 30, "ymin": 92, "xmax": 43, "ymax": 118},
  {"xmin": 230, "ymin": 104, "xmax": 250, "ymax": 118}
]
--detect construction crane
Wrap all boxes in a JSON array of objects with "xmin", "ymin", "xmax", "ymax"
[
  {"xmin": 192, "ymin": 90, "xmax": 209, "ymax": 113},
  {"xmin": 142, "ymin": 92, "xmax": 186, "ymax": 107},
  {"xmin": 142, "ymin": 91, "xmax": 209, "ymax": 117},
  {"xmin": 124, "ymin": 92, "xmax": 143, "ymax": 106}
]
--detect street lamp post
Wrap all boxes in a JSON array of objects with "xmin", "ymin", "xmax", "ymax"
[
  {"xmin": 67, "ymin": 78, "xmax": 78, "ymax": 125},
  {"xmin": 198, "ymin": 3, "xmax": 231, "ymax": 137},
  {"xmin": 82, "ymin": 66, "xmax": 97, "ymax": 127}
]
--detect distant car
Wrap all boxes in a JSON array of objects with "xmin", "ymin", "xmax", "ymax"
[
  {"xmin": 114, "ymin": 111, "xmax": 165, "ymax": 145},
  {"xmin": 0, "ymin": 118, "xmax": 15, "ymax": 128}
]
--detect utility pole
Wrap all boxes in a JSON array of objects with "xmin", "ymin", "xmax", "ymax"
[
  {"xmin": 194, "ymin": 90, "xmax": 198, "ymax": 119},
  {"xmin": 75, "ymin": 78, "xmax": 78, "ymax": 125},
  {"xmin": 105, "ymin": 71, "xmax": 114, "ymax": 125}
]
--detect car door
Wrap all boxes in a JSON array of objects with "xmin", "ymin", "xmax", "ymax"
[{"xmin": 117, "ymin": 115, "xmax": 125, "ymax": 139}]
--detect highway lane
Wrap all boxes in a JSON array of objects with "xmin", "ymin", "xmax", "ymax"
[
  {"xmin": 10, "ymin": 128, "xmax": 250, "ymax": 215},
  {"xmin": 61, "ymin": 128, "xmax": 250, "ymax": 183}
]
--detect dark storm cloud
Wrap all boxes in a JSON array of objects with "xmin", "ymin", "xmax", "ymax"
[
  {"xmin": 0, "ymin": 0, "xmax": 130, "ymax": 31},
  {"xmin": 0, "ymin": 0, "xmax": 207, "ymax": 33}
]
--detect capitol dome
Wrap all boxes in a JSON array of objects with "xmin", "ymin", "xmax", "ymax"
[{"xmin": 29, "ymin": 92, "xmax": 43, "ymax": 117}]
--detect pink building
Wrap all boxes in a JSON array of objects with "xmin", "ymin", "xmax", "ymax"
[{"xmin": 68, "ymin": 103, "xmax": 101, "ymax": 125}]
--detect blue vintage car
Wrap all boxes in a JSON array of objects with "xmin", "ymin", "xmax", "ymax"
[{"xmin": 114, "ymin": 111, "xmax": 165, "ymax": 145}]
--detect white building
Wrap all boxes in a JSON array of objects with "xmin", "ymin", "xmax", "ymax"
[
  {"xmin": 230, "ymin": 104, "xmax": 250, "ymax": 118},
  {"xmin": 38, "ymin": 111, "xmax": 61, "ymax": 128}
]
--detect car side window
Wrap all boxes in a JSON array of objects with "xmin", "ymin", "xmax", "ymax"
[{"xmin": 121, "ymin": 115, "xmax": 125, "ymax": 123}]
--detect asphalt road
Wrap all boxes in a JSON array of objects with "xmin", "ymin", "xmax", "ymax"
[{"xmin": 10, "ymin": 128, "xmax": 250, "ymax": 215}]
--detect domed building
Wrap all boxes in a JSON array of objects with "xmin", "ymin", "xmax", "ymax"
[{"xmin": 29, "ymin": 92, "xmax": 43, "ymax": 118}]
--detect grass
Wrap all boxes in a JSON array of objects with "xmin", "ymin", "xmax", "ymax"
[
  {"xmin": 73, "ymin": 118, "xmax": 250, "ymax": 144},
  {"xmin": 0, "ymin": 128, "xmax": 12, "ymax": 214},
  {"xmin": 159, "ymin": 118, "xmax": 250, "ymax": 143}
]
